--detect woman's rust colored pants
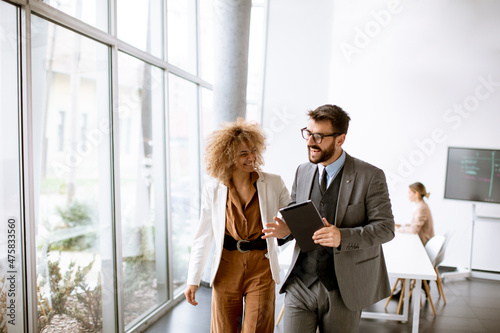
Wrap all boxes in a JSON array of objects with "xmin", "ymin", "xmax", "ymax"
[{"xmin": 211, "ymin": 248, "xmax": 275, "ymax": 333}]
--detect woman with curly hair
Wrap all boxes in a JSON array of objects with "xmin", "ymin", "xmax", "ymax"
[{"xmin": 184, "ymin": 119, "xmax": 290, "ymax": 332}]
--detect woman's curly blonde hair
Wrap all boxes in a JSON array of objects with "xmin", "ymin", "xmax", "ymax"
[{"xmin": 205, "ymin": 118, "xmax": 266, "ymax": 181}]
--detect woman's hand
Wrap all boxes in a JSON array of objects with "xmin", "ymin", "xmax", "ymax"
[
  {"xmin": 184, "ymin": 285, "xmax": 199, "ymax": 306},
  {"xmin": 262, "ymin": 216, "xmax": 291, "ymax": 239}
]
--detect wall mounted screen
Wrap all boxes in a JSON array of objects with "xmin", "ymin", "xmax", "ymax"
[{"xmin": 444, "ymin": 147, "xmax": 500, "ymax": 204}]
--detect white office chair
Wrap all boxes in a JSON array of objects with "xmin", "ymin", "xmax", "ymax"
[
  {"xmin": 425, "ymin": 231, "xmax": 453, "ymax": 304},
  {"xmin": 425, "ymin": 235, "xmax": 446, "ymax": 267},
  {"xmin": 420, "ymin": 235, "xmax": 446, "ymax": 315}
]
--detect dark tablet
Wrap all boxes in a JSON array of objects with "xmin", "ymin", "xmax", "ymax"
[{"xmin": 279, "ymin": 200, "xmax": 325, "ymax": 252}]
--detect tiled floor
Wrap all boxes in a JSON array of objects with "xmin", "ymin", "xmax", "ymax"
[{"xmin": 145, "ymin": 277, "xmax": 500, "ymax": 333}]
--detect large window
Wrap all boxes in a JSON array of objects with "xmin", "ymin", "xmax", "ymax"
[
  {"xmin": 31, "ymin": 16, "xmax": 116, "ymax": 332},
  {"xmin": 6, "ymin": 0, "xmax": 212, "ymax": 331},
  {"xmin": 0, "ymin": 0, "xmax": 268, "ymax": 331}
]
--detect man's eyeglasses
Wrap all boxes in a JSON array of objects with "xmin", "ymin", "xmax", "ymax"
[{"xmin": 301, "ymin": 127, "xmax": 341, "ymax": 144}]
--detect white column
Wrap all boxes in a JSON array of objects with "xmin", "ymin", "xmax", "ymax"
[{"xmin": 212, "ymin": 0, "xmax": 252, "ymax": 127}]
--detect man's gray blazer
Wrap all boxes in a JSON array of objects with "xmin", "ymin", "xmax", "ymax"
[{"xmin": 280, "ymin": 153, "xmax": 395, "ymax": 311}]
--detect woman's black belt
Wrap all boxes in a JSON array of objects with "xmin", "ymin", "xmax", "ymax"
[{"xmin": 223, "ymin": 234, "xmax": 267, "ymax": 253}]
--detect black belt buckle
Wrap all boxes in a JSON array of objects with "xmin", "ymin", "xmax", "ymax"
[{"xmin": 236, "ymin": 239, "xmax": 250, "ymax": 253}]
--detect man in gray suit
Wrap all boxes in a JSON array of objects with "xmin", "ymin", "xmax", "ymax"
[{"xmin": 263, "ymin": 104, "xmax": 395, "ymax": 332}]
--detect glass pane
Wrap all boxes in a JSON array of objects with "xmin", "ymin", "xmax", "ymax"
[
  {"xmin": 117, "ymin": 52, "xmax": 167, "ymax": 328},
  {"xmin": 200, "ymin": 88, "xmax": 213, "ymax": 189},
  {"xmin": 200, "ymin": 88, "xmax": 213, "ymax": 142},
  {"xmin": 0, "ymin": 4, "xmax": 24, "ymax": 333},
  {"xmin": 199, "ymin": 0, "xmax": 214, "ymax": 82},
  {"xmin": 168, "ymin": 74, "xmax": 199, "ymax": 294},
  {"xmin": 44, "ymin": 0, "xmax": 108, "ymax": 32},
  {"xmin": 167, "ymin": 0, "xmax": 197, "ymax": 74},
  {"xmin": 245, "ymin": 103, "xmax": 260, "ymax": 123},
  {"xmin": 246, "ymin": 5, "xmax": 265, "ymax": 122},
  {"xmin": 31, "ymin": 16, "xmax": 115, "ymax": 332},
  {"xmin": 117, "ymin": 0, "xmax": 163, "ymax": 58}
]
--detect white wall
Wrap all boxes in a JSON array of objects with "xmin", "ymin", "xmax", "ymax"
[
  {"xmin": 262, "ymin": 0, "xmax": 335, "ymax": 182},
  {"xmin": 262, "ymin": 0, "xmax": 500, "ymax": 270}
]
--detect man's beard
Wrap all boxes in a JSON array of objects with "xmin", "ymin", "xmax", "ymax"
[{"xmin": 308, "ymin": 142, "xmax": 336, "ymax": 164}]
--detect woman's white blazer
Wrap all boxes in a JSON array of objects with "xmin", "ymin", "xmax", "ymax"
[{"xmin": 186, "ymin": 171, "xmax": 290, "ymax": 286}]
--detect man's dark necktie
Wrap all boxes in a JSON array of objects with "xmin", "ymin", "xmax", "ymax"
[{"xmin": 320, "ymin": 168, "xmax": 328, "ymax": 194}]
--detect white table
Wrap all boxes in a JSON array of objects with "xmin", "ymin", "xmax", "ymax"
[{"xmin": 361, "ymin": 232, "xmax": 437, "ymax": 332}]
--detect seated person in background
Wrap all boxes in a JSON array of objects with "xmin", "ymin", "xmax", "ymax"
[{"xmin": 396, "ymin": 182, "xmax": 435, "ymax": 245}]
